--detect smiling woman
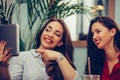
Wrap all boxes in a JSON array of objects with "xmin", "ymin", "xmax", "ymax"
[
  {"xmin": 40, "ymin": 21, "xmax": 64, "ymax": 50},
  {"xmin": 9, "ymin": 18, "xmax": 81, "ymax": 80},
  {"xmin": 85, "ymin": 16, "xmax": 120, "ymax": 80}
]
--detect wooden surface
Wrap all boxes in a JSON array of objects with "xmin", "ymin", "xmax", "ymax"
[{"xmin": 72, "ymin": 40, "xmax": 87, "ymax": 47}]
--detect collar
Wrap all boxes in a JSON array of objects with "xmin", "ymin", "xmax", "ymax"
[{"xmin": 30, "ymin": 49, "xmax": 41, "ymax": 58}]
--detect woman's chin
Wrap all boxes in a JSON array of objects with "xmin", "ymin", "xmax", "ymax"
[{"xmin": 97, "ymin": 45, "xmax": 103, "ymax": 49}]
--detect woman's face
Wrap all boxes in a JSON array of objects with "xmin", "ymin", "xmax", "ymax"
[
  {"xmin": 40, "ymin": 21, "xmax": 63, "ymax": 49},
  {"xmin": 91, "ymin": 22, "xmax": 115, "ymax": 49}
]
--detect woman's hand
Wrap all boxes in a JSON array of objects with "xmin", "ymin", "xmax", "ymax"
[
  {"xmin": 36, "ymin": 49, "xmax": 61, "ymax": 63},
  {"xmin": 0, "ymin": 41, "xmax": 11, "ymax": 62}
]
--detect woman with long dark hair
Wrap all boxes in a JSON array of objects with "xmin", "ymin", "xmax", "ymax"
[{"xmin": 85, "ymin": 16, "xmax": 120, "ymax": 80}]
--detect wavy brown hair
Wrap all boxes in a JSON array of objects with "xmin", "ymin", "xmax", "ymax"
[{"xmin": 35, "ymin": 18, "xmax": 76, "ymax": 80}]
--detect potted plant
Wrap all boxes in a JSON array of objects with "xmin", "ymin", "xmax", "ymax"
[
  {"xmin": 0, "ymin": 0, "xmax": 17, "ymax": 24},
  {"xmin": 14, "ymin": 0, "xmax": 97, "ymax": 51}
]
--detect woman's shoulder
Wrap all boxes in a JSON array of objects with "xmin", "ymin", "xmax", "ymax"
[
  {"xmin": 9, "ymin": 49, "xmax": 36, "ymax": 63},
  {"xmin": 17, "ymin": 49, "xmax": 36, "ymax": 56}
]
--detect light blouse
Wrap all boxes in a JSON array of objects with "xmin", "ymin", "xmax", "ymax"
[{"xmin": 9, "ymin": 49, "xmax": 80, "ymax": 80}]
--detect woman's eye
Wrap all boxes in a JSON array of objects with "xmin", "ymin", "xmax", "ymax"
[
  {"xmin": 96, "ymin": 30, "xmax": 101, "ymax": 33},
  {"xmin": 45, "ymin": 28, "xmax": 50, "ymax": 32},
  {"xmin": 55, "ymin": 33, "xmax": 61, "ymax": 37}
]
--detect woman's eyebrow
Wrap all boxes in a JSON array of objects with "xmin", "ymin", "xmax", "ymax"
[
  {"xmin": 48, "ymin": 25, "xmax": 62, "ymax": 34},
  {"xmin": 95, "ymin": 28, "xmax": 99, "ymax": 31},
  {"xmin": 92, "ymin": 28, "xmax": 99, "ymax": 32},
  {"xmin": 47, "ymin": 26, "xmax": 52, "ymax": 29},
  {"xmin": 55, "ymin": 30, "xmax": 62, "ymax": 33}
]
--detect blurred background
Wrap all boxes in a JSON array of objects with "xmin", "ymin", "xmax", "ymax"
[{"xmin": 1, "ymin": 0, "xmax": 119, "ymax": 50}]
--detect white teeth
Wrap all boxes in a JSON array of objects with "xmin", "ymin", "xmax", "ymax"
[
  {"xmin": 96, "ymin": 40, "xmax": 100, "ymax": 44},
  {"xmin": 45, "ymin": 39, "xmax": 52, "ymax": 43}
]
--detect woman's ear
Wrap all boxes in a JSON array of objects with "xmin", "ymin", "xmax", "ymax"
[
  {"xmin": 58, "ymin": 42, "xmax": 63, "ymax": 47},
  {"xmin": 111, "ymin": 28, "xmax": 116, "ymax": 36}
]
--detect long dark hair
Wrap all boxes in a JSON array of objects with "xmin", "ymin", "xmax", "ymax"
[
  {"xmin": 85, "ymin": 16, "xmax": 120, "ymax": 75},
  {"xmin": 35, "ymin": 18, "xmax": 76, "ymax": 80}
]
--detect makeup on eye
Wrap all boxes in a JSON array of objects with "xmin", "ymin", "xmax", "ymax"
[
  {"xmin": 45, "ymin": 26, "xmax": 63, "ymax": 37},
  {"xmin": 95, "ymin": 29, "xmax": 101, "ymax": 34},
  {"xmin": 92, "ymin": 28, "xmax": 102, "ymax": 34},
  {"xmin": 54, "ymin": 32, "xmax": 62, "ymax": 37},
  {"xmin": 45, "ymin": 26, "xmax": 51, "ymax": 32}
]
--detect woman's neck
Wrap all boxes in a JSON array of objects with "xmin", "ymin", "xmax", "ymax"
[
  {"xmin": 36, "ymin": 46, "xmax": 45, "ymax": 51},
  {"xmin": 104, "ymin": 48, "xmax": 120, "ymax": 74},
  {"xmin": 105, "ymin": 48, "xmax": 119, "ymax": 61},
  {"xmin": 104, "ymin": 40, "xmax": 119, "ymax": 61}
]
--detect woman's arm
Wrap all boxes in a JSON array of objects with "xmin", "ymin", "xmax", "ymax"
[
  {"xmin": 36, "ymin": 49, "xmax": 81, "ymax": 80},
  {"xmin": 57, "ymin": 54, "xmax": 79, "ymax": 80}
]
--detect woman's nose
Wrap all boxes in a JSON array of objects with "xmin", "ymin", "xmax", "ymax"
[
  {"xmin": 93, "ymin": 34, "xmax": 97, "ymax": 40},
  {"xmin": 48, "ymin": 32, "xmax": 54, "ymax": 37}
]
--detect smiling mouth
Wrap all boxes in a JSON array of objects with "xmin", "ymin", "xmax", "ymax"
[
  {"xmin": 45, "ymin": 38, "xmax": 53, "ymax": 43},
  {"xmin": 95, "ymin": 40, "xmax": 100, "ymax": 45}
]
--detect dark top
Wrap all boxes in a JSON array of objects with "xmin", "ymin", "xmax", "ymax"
[
  {"xmin": 0, "ymin": 61, "xmax": 10, "ymax": 80},
  {"xmin": 101, "ymin": 54, "xmax": 120, "ymax": 80}
]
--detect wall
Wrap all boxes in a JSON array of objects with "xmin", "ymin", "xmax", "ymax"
[
  {"xmin": 74, "ymin": 47, "xmax": 87, "ymax": 78},
  {"xmin": 115, "ymin": 0, "xmax": 120, "ymax": 25},
  {"xmin": 64, "ymin": 15, "xmax": 78, "ymax": 41}
]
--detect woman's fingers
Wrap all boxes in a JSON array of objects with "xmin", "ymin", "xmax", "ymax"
[
  {"xmin": 35, "ymin": 50, "xmax": 45, "ymax": 55},
  {"xmin": 0, "ymin": 41, "xmax": 12, "ymax": 62},
  {"xmin": 3, "ymin": 54, "xmax": 12, "ymax": 62},
  {"xmin": 3, "ymin": 48, "xmax": 11, "ymax": 56},
  {"xmin": 36, "ymin": 50, "xmax": 50, "ymax": 63},
  {"xmin": 0, "ymin": 41, "xmax": 6, "ymax": 54}
]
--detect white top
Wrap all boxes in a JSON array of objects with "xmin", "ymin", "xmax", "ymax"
[{"xmin": 9, "ymin": 49, "xmax": 81, "ymax": 80}]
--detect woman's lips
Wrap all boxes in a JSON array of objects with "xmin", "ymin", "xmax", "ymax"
[
  {"xmin": 45, "ymin": 38, "xmax": 53, "ymax": 43},
  {"xmin": 94, "ymin": 40, "xmax": 100, "ymax": 45}
]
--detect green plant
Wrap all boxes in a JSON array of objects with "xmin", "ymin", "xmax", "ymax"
[
  {"xmin": 0, "ymin": 0, "xmax": 96, "ymax": 51},
  {"xmin": 0, "ymin": 0, "xmax": 16, "ymax": 24},
  {"xmin": 13, "ymin": 0, "xmax": 97, "ymax": 51}
]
